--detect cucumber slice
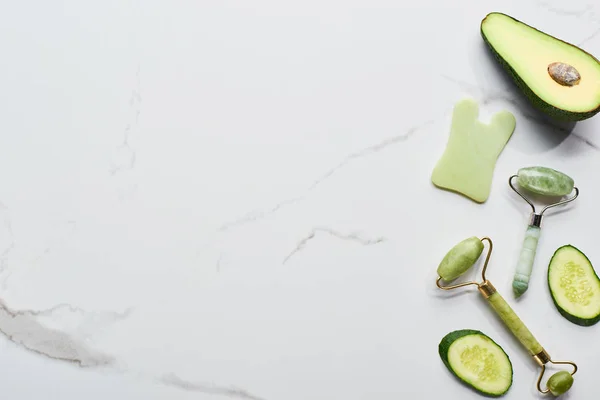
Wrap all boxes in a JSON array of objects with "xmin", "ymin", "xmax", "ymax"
[
  {"xmin": 548, "ymin": 245, "xmax": 600, "ymax": 326},
  {"xmin": 439, "ymin": 329, "xmax": 513, "ymax": 397}
]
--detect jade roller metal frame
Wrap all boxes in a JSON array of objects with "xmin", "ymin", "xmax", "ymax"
[
  {"xmin": 509, "ymin": 171, "xmax": 579, "ymax": 297},
  {"xmin": 436, "ymin": 237, "xmax": 577, "ymax": 395}
]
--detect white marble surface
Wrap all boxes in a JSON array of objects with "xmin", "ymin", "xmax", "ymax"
[{"xmin": 1, "ymin": 1, "xmax": 600, "ymax": 399}]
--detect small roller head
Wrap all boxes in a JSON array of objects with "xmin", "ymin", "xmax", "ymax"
[
  {"xmin": 547, "ymin": 370, "xmax": 574, "ymax": 396},
  {"xmin": 437, "ymin": 237, "xmax": 484, "ymax": 281}
]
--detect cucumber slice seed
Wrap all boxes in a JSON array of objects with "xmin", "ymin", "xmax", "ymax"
[
  {"xmin": 548, "ymin": 245, "xmax": 600, "ymax": 326},
  {"xmin": 439, "ymin": 329, "xmax": 513, "ymax": 397}
]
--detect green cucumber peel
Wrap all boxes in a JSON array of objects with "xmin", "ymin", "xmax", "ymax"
[
  {"xmin": 548, "ymin": 244, "xmax": 600, "ymax": 326},
  {"xmin": 439, "ymin": 329, "xmax": 513, "ymax": 397}
]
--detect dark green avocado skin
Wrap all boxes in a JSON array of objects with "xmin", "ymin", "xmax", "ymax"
[
  {"xmin": 548, "ymin": 245, "xmax": 600, "ymax": 327},
  {"xmin": 438, "ymin": 329, "xmax": 513, "ymax": 397},
  {"xmin": 481, "ymin": 12, "xmax": 600, "ymax": 122}
]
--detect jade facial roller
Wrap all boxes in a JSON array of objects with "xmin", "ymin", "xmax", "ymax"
[
  {"xmin": 509, "ymin": 167, "xmax": 579, "ymax": 297},
  {"xmin": 436, "ymin": 236, "xmax": 577, "ymax": 396}
]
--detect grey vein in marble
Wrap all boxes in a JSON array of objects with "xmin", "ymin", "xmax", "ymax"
[
  {"xmin": 0, "ymin": 299, "xmax": 129, "ymax": 367},
  {"xmin": 282, "ymin": 227, "xmax": 386, "ymax": 264},
  {"xmin": 218, "ymin": 119, "xmax": 436, "ymax": 232},
  {"xmin": 8, "ymin": 302, "xmax": 131, "ymax": 319},
  {"xmin": 536, "ymin": 1, "xmax": 594, "ymax": 17},
  {"xmin": 570, "ymin": 133, "xmax": 600, "ymax": 150},
  {"xmin": 533, "ymin": 1, "xmax": 600, "ymax": 48},
  {"xmin": 216, "ymin": 253, "xmax": 223, "ymax": 272},
  {"xmin": 0, "ymin": 243, "xmax": 13, "ymax": 275},
  {"xmin": 578, "ymin": 26, "xmax": 600, "ymax": 46},
  {"xmin": 31, "ymin": 220, "xmax": 77, "ymax": 264},
  {"xmin": 110, "ymin": 65, "xmax": 141, "ymax": 176},
  {"xmin": 159, "ymin": 374, "xmax": 267, "ymax": 400},
  {"xmin": 218, "ymin": 196, "xmax": 304, "ymax": 232},
  {"xmin": 0, "ymin": 210, "xmax": 14, "ymax": 276},
  {"xmin": 441, "ymin": 75, "xmax": 600, "ymax": 151}
]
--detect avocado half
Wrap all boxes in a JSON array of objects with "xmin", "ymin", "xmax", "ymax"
[{"xmin": 481, "ymin": 12, "xmax": 600, "ymax": 121}]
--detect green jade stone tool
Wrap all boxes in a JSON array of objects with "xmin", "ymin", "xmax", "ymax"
[
  {"xmin": 436, "ymin": 237, "xmax": 577, "ymax": 396},
  {"xmin": 509, "ymin": 167, "xmax": 579, "ymax": 297}
]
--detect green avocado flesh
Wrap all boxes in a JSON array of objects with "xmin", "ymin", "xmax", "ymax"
[
  {"xmin": 481, "ymin": 12, "xmax": 600, "ymax": 121},
  {"xmin": 548, "ymin": 245, "xmax": 600, "ymax": 326},
  {"xmin": 439, "ymin": 330, "xmax": 513, "ymax": 397}
]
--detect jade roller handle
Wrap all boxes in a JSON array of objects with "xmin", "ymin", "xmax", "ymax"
[
  {"xmin": 479, "ymin": 281, "xmax": 577, "ymax": 396},
  {"xmin": 512, "ymin": 221, "xmax": 541, "ymax": 297},
  {"xmin": 479, "ymin": 281, "xmax": 543, "ymax": 356}
]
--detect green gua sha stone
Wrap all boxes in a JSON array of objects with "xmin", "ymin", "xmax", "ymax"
[
  {"xmin": 432, "ymin": 99, "xmax": 516, "ymax": 203},
  {"xmin": 517, "ymin": 166, "xmax": 575, "ymax": 197}
]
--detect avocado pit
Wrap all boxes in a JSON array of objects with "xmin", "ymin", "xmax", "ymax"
[{"xmin": 548, "ymin": 62, "xmax": 581, "ymax": 86}]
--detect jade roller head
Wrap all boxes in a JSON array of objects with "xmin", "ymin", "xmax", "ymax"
[
  {"xmin": 436, "ymin": 236, "xmax": 578, "ymax": 396},
  {"xmin": 437, "ymin": 236, "xmax": 484, "ymax": 282},
  {"xmin": 509, "ymin": 167, "xmax": 579, "ymax": 297}
]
